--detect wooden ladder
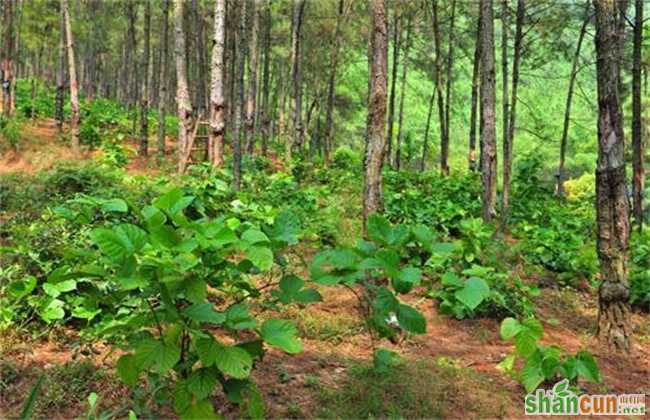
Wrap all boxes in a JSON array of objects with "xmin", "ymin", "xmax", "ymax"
[{"xmin": 186, "ymin": 120, "xmax": 211, "ymax": 165}]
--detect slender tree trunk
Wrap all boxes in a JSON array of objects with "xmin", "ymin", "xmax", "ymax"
[
  {"xmin": 56, "ymin": 4, "xmax": 66, "ymax": 132},
  {"xmin": 139, "ymin": 0, "xmax": 151, "ymax": 157},
  {"xmin": 363, "ymin": 0, "xmax": 388, "ymax": 234},
  {"xmin": 260, "ymin": 0, "xmax": 272, "ymax": 157},
  {"xmin": 386, "ymin": 12, "xmax": 401, "ymax": 167},
  {"xmin": 125, "ymin": 2, "xmax": 137, "ymax": 108},
  {"xmin": 469, "ymin": 4, "xmax": 482, "ymax": 171},
  {"xmin": 593, "ymin": 0, "xmax": 631, "ymax": 352},
  {"xmin": 245, "ymin": 0, "xmax": 259, "ymax": 155},
  {"xmin": 501, "ymin": 0, "xmax": 524, "ymax": 228},
  {"xmin": 480, "ymin": 0, "xmax": 497, "ymax": 222},
  {"xmin": 193, "ymin": 0, "xmax": 208, "ymax": 114},
  {"xmin": 632, "ymin": 0, "xmax": 644, "ymax": 231},
  {"xmin": 420, "ymin": 85, "xmax": 435, "ymax": 171},
  {"xmin": 395, "ymin": 17, "xmax": 412, "ymax": 171},
  {"xmin": 2, "ymin": 0, "xmax": 15, "ymax": 117},
  {"xmin": 173, "ymin": 0, "xmax": 193, "ymax": 173},
  {"xmin": 233, "ymin": 0, "xmax": 247, "ymax": 189},
  {"xmin": 443, "ymin": 0, "xmax": 456, "ymax": 174},
  {"xmin": 158, "ymin": 0, "xmax": 170, "ymax": 157},
  {"xmin": 557, "ymin": 2, "xmax": 590, "ymax": 196},
  {"xmin": 324, "ymin": 0, "xmax": 346, "ymax": 162},
  {"xmin": 61, "ymin": 0, "xmax": 79, "ymax": 154},
  {"xmin": 209, "ymin": 0, "xmax": 226, "ymax": 167},
  {"xmin": 431, "ymin": 0, "xmax": 448, "ymax": 175},
  {"xmin": 501, "ymin": 0, "xmax": 509, "ymax": 176},
  {"xmin": 288, "ymin": 0, "xmax": 306, "ymax": 161}
]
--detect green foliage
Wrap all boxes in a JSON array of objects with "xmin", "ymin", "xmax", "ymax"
[
  {"xmin": 0, "ymin": 115, "xmax": 24, "ymax": 149},
  {"xmin": 498, "ymin": 317, "xmax": 601, "ymax": 392},
  {"xmin": 331, "ymin": 146, "xmax": 361, "ymax": 171},
  {"xmin": 311, "ymin": 214, "xmax": 429, "ymax": 339},
  {"xmin": 630, "ymin": 230, "xmax": 650, "ymax": 311}
]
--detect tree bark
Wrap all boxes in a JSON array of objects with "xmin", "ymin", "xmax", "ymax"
[
  {"xmin": 324, "ymin": 0, "xmax": 347, "ymax": 162},
  {"xmin": 431, "ymin": 0, "xmax": 448, "ymax": 176},
  {"xmin": 501, "ymin": 0, "xmax": 509, "ymax": 178},
  {"xmin": 288, "ymin": 0, "xmax": 306, "ymax": 161},
  {"xmin": 61, "ymin": 0, "xmax": 79, "ymax": 154},
  {"xmin": 501, "ymin": 0, "xmax": 524, "ymax": 228},
  {"xmin": 260, "ymin": 0, "xmax": 272, "ymax": 157},
  {"xmin": 420, "ymin": 84, "xmax": 436, "ymax": 171},
  {"xmin": 55, "ymin": 2, "xmax": 66, "ymax": 132},
  {"xmin": 209, "ymin": 0, "xmax": 226, "ymax": 167},
  {"xmin": 443, "ymin": 0, "xmax": 456, "ymax": 174},
  {"xmin": 556, "ymin": 2, "xmax": 590, "ymax": 197},
  {"xmin": 158, "ymin": 0, "xmax": 170, "ymax": 158},
  {"xmin": 139, "ymin": 0, "xmax": 151, "ymax": 157},
  {"xmin": 386, "ymin": 12, "xmax": 401, "ymax": 167},
  {"xmin": 469, "ymin": 4, "xmax": 482, "ymax": 171},
  {"xmin": 173, "ymin": 0, "xmax": 193, "ymax": 173},
  {"xmin": 233, "ymin": 0, "xmax": 247, "ymax": 189},
  {"xmin": 2, "ymin": 0, "xmax": 15, "ymax": 117},
  {"xmin": 480, "ymin": 0, "xmax": 497, "ymax": 222},
  {"xmin": 192, "ymin": 0, "xmax": 208, "ymax": 114},
  {"xmin": 363, "ymin": 0, "xmax": 388, "ymax": 235},
  {"xmin": 631, "ymin": 0, "xmax": 643, "ymax": 231},
  {"xmin": 395, "ymin": 17, "xmax": 412, "ymax": 171},
  {"xmin": 245, "ymin": 0, "xmax": 259, "ymax": 155},
  {"xmin": 593, "ymin": 0, "xmax": 632, "ymax": 352}
]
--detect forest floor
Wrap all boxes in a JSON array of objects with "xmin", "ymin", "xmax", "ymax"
[{"xmin": 1, "ymin": 121, "xmax": 649, "ymax": 419}]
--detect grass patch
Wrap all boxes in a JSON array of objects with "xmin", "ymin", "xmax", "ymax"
[{"xmin": 281, "ymin": 306, "xmax": 364, "ymax": 343}]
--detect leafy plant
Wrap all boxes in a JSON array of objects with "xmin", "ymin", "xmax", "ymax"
[
  {"xmin": 45, "ymin": 188, "xmax": 320, "ymax": 418},
  {"xmin": 498, "ymin": 317, "xmax": 601, "ymax": 392},
  {"xmin": 310, "ymin": 214, "xmax": 430, "ymax": 339}
]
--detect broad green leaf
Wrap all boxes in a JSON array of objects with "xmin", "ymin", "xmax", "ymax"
[
  {"xmin": 500, "ymin": 318, "xmax": 522, "ymax": 341},
  {"xmin": 279, "ymin": 275, "xmax": 304, "ymax": 294},
  {"xmin": 294, "ymin": 289, "xmax": 322, "ymax": 304},
  {"xmin": 183, "ymin": 303, "xmax": 225, "ymax": 325},
  {"xmin": 455, "ymin": 277, "xmax": 490, "ymax": 310},
  {"xmin": 521, "ymin": 363, "xmax": 545, "ymax": 393},
  {"xmin": 101, "ymin": 198, "xmax": 128, "ymax": 213},
  {"xmin": 225, "ymin": 304, "xmax": 257, "ymax": 330},
  {"xmin": 215, "ymin": 346, "xmax": 253, "ymax": 379},
  {"xmin": 116, "ymin": 354, "xmax": 140, "ymax": 386},
  {"xmin": 42, "ymin": 280, "xmax": 77, "ymax": 298},
  {"xmin": 179, "ymin": 399, "xmax": 218, "ymax": 420},
  {"xmin": 184, "ymin": 278, "xmax": 207, "ymax": 304},
  {"xmin": 392, "ymin": 267, "xmax": 421, "ymax": 294},
  {"xmin": 41, "ymin": 299, "xmax": 65, "ymax": 322},
  {"xmin": 576, "ymin": 351, "xmax": 601, "ymax": 383},
  {"xmin": 496, "ymin": 353, "xmax": 516, "ymax": 372},
  {"xmin": 134, "ymin": 338, "xmax": 181, "ymax": 374},
  {"xmin": 396, "ymin": 304, "xmax": 426, "ymax": 334},
  {"xmin": 267, "ymin": 210, "xmax": 299, "ymax": 245},
  {"xmin": 8, "ymin": 276, "xmax": 36, "ymax": 299},
  {"xmin": 441, "ymin": 272, "xmax": 463, "ymax": 287},
  {"xmin": 187, "ymin": 368, "xmax": 218, "ymax": 400},
  {"xmin": 367, "ymin": 214, "xmax": 392, "ymax": 244},
  {"xmin": 246, "ymin": 246, "xmax": 273, "ymax": 271},
  {"xmin": 241, "ymin": 229, "xmax": 270, "ymax": 245},
  {"xmin": 260, "ymin": 319, "xmax": 302, "ymax": 354},
  {"xmin": 142, "ymin": 205, "xmax": 166, "ymax": 227}
]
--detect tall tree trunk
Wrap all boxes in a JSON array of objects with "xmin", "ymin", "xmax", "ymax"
[
  {"xmin": 431, "ymin": 0, "xmax": 448, "ymax": 175},
  {"xmin": 395, "ymin": 17, "xmax": 412, "ymax": 171},
  {"xmin": 158, "ymin": 0, "xmax": 170, "ymax": 157},
  {"xmin": 233, "ymin": 0, "xmax": 247, "ymax": 189},
  {"xmin": 139, "ymin": 0, "xmax": 151, "ymax": 157},
  {"xmin": 209, "ymin": 0, "xmax": 226, "ymax": 167},
  {"xmin": 61, "ymin": 0, "xmax": 79, "ymax": 154},
  {"xmin": 245, "ymin": 0, "xmax": 259, "ymax": 155},
  {"xmin": 420, "ymin": 85, "xmax": 435, "ymax": 171},
  {"xmin": 260, "ymin": 0, "xmax": 272, "ymax": 157},
  {"xmin": 363, "ymin": 0, "xmax": 388, "ymax": 234},
  {"xmin": 193, "ymin": 0, "xmax": 208, "ymax": 114},
  {"xmin": 2, "ymin": 0, "xmax": 15, "ymax": 117},
  {"xmin": 173, "ymin": 0, "xmax": 193, "ymax": 173},
  {"xmin": 324, "ymin": 0, "xmax": 347, "ymax": 162},
  {"xmin": 556, "ymin": 2, "xmax": 590, "ymax": 196},
  {"xmin": 386, "ymin": 12, "xmax": 401, "ymax": 167},
  {"xmin": 632, "ymin": 0, "xmax": 644, "ymax": 231},
  {"xmin": 56, "ymin": 3, "xmax": 66, "ymax": 132},
  {"xmin": 480, "ymin": 0, "xmax": 497, "ymax": 222},
  {"xmin": 502, "ymin": 0, "xmax": 524, "ymax": 228},
  {"xmin": 593, "ymin": 0, "xmax": 631, "ymax": 352},
  {"xmin": 443, "ymin": 0, "xmax": 456, "ymax": 174},
  {"xmin": 125, "ymin": 2, "xmax": 137, "ymax": 108},
  {"xmin": 501, "ymin": 0, "xmax": 509, "ymax": 176},
  {"xmin": 469, "ymin": 4, "xmax": 482, "ymax": 171},
  {"xmin": 288, "ymin": 0, "xmax": 306, "ymax": 161}
]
